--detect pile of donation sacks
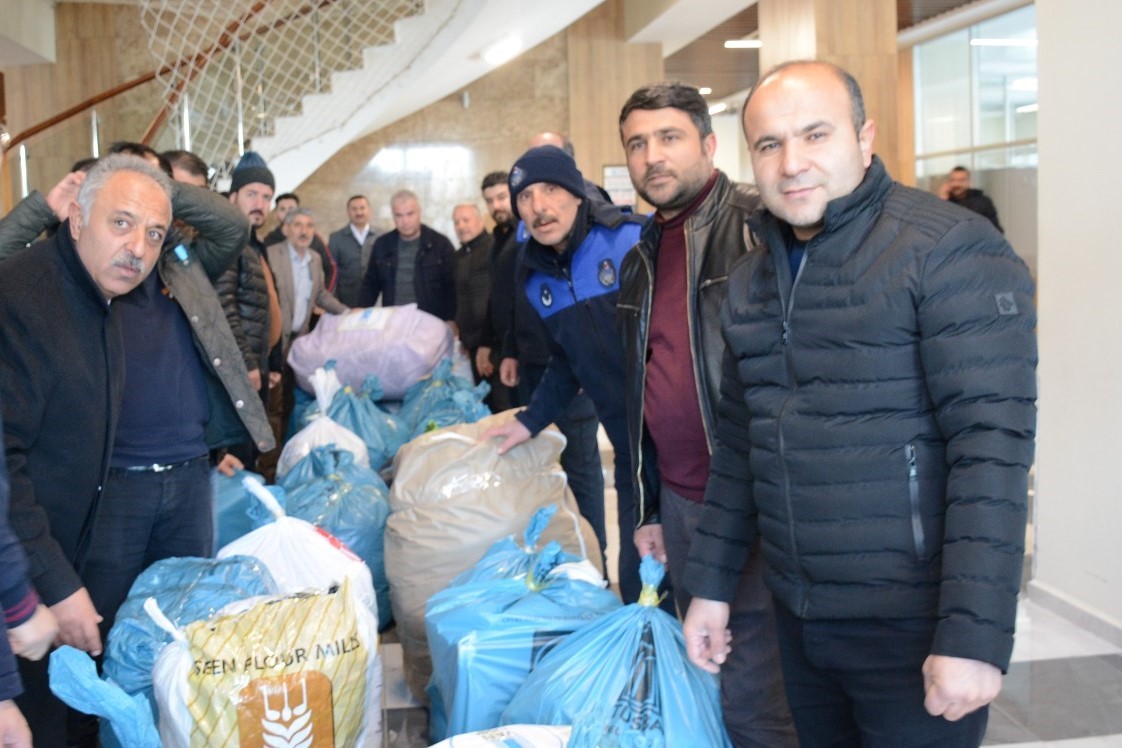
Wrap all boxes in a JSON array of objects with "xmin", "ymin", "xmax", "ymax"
[{"xmin": 43, "ymin": 304, "xmax": 731, "ymax": 747}]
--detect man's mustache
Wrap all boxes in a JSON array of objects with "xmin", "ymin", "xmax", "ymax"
[{"xmin": 112, "ymin": 254, "xmax": 146, "ymax": 273}]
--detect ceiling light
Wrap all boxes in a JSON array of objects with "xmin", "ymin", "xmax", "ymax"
[
  {"xmin": 483, "ymin": 36, "xmax": 522, "ymax": 66},
  {"xmin": 1015, "ymin": 103, "xmax": 1039, "ymax": 114},
  {"xmin": 724, "ymin": 40, "xmax": 763, "ymax": 49},
  {"xmin": 1008, "ymin": 77, "xmax": 1038, "ymax": 92},
  {"xmin": 708, "ymin": 103, "xmax": 728, "ymax": 115},
  {"xmin": 698, "ymin": 87, "xmax": 713, "ymax": 95},
  {"xmin": 969, "ymin": 38, "xmax": 1037, "ymax": 47}
]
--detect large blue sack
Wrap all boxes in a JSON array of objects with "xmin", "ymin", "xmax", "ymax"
[
  {"xmin": 325, "ymin": 377, "xmax": 408, "ymax": 470},
  {"xmin": 50, "ymin": 646, "xmax": 161, "ymax": 748},
  {"xmin": 100, "ymin": 556, "xmax": 277, "ymax": 748},
  {"xmin": 501, "ymin": 556, "xmax": 733, "ymax": 748},
  {"xmin": 393, "ymin": 359, "xmax": 491, "ymax": 439},
  {"xmin": 275, "ymin": 445, "xmax": 393, "ymax": 629},
  {"xmin": 426, "ymin": 543, "xmax": 621, "ymax": 741},
  {"xmin": 212, "ymin": 467, "xmax": 265, "ymax": 548}
]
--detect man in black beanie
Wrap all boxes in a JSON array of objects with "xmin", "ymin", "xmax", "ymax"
[{"xmin": 483, "ymin": 145, "xmax": 648, "ymax": 603}]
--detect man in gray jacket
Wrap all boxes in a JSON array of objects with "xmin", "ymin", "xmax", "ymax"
[
  {"xmin": 327, "ymin": 194, "xmax": 378, "ymax": 307},
  {"xmin": 682, "ymin": 61, "xmax": 1036, "ymax": 747}
]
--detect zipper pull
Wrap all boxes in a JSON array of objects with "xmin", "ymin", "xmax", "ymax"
[
  {"xmin": 906, "ymin": 444, "xmax": 917, "ymax": 479},
  {"xmin": 782, "ymin": 320, "xmax": 790, "ymax": 346}
]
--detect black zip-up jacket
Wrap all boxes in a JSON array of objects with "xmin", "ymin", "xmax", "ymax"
[
  {"xmin": 616, "ymin": 171, "xmax": 759, "ymax": 527},
  {"xmin": 358, "ymin": 224, "xmax": 456, "ymax": 320},
  {"xmin": 216, "ymin": 245, "xmax": 271, "ymax": 377},
  {"xmin": 684, "ymin": 157, "xmax": 1037, "ymax": 672}
]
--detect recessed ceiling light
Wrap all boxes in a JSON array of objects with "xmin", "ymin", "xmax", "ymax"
[
  {"xmin": 699, "ymin": 87, "xmax": 713, "ymax": 95},
  {"xmin": 724, "ymin": 40, "xmax": 763, "ymax": 49},
  {"xmin": 483, "ymin": 36, "xmax": 522, "ymax": 66},
  {"xmin": 1015, "ymin": 103, "xmax": 1039, "ymax": 114},
  {"xmin": 709, "ymin": 103, "xmax": 729, "ymax": 115}
]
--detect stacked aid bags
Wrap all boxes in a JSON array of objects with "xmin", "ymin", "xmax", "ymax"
[
  {"xmin": 502, "ymin": 557, "xmax": 733, "ymax": 748},
  {"xmin": 384, "ymin": 410, "xmax": 603, "ymax": 703},
  {"xmin": 218, "ymin": 476, "xmax": 378, "ymax": 620},
  {"xmin": 150, "ymin": 578, "xmax": 381, "ymax": 747},
  {"xmin": 275, "ymin": 446, "xmax": 392, "ymax": 629},
  {"xmin": 99, "ymin": 556, "xmax": 279, "ymax": 745},
  {"xmin": 288, "ymin": 304, "xmax": 455, "ymax": 398},
  {"xmin": 392, "ymin": 359, "xmax": 491, "ymax": 440},
  {"xmin": 277, "ymin": 366, "xmax": 369, "ymax": 478},
  {"xmin": 426, "ymin": 542, "xmax": 621, "ymax": 741}
]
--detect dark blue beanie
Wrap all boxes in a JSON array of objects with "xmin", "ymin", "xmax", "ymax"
[
  {"xmin": 509, "ymin": 146, "xmax": 586, "ymax": 205},
  {"xmin": 230, "ymin": 150, "xmax": 275, "ymax": 193}
]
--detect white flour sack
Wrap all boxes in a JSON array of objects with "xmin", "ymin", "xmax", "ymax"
[{"xmin": 150, "ymin": 579, "xmax": 381, "ymax": 748}]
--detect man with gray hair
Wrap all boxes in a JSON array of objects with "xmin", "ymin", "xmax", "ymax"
[
  {"xmin": 359, "ymin": 189, "xmax": 456, "ymax": 322},
  {"xmin": 0, "ymin": 154, "xmax": 172, "ymax": 744}
]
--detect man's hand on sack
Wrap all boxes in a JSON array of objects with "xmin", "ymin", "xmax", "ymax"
[
  {"xmin": 216, "ymin": 453, "xmax": 244, "ymax": 477},
  {"xmin": 683, "ymin": 598, "xmax": 732, "ymax": 674},
  {"xmin": 634, "ymin": 524, "xmax": 667, "ymax": 564},
  {"xmin": 50, "ymin": 587, "xmax": 103, "ymax": 657},
  {"xmin": 923, "ymin": 654, "xmax": 1003, "ymax": 721},
  {"xmin": 499, "ymin": 358, "xmax": 519, "ymax": 387},
  {"xmin": 480, "ymin": 419, "xmax": 532, "ymax": 455},
  {"xmin": 475, "ymin": 346, "xmax": 495, "ymax": 378},
  {"xmin": 7, "ymin": 604, "xmax": 59, "ymax": 661}
]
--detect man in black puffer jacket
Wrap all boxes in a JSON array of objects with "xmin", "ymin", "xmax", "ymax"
[{"xmin": 682, "ymin": 61, "xmax": 1037, "ymax": 748}]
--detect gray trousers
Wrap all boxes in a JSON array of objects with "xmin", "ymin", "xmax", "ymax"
[{"xmin": 661, "ymin": 483, "xmax": 800, "ymax": 748}]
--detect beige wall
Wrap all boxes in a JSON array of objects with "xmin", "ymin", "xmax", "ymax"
[
  {"xmin": 295, "ymin": 0, "xmax": 663, "ymax": 241},
  {"xmin": 1030, "ymin": 0, "xmax": 1122, "ymax": 645},
  {"xmin": 2, "ymin": 3, "xmax": 157, "ymax": 200},
  {"xmin": 294, "ymin": 33, "xmax": 571, "ymax": 242}
]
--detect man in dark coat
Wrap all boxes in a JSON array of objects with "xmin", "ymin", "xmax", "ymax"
[
  {"xmin": 358, "ymin": 189, "xmax": 456, "ymax": 322},
  {"xmin": 940, "ymin": 165, "xmax": 1004, "ymax": 232},
  {"xmin": 682, "ymin": 61, "xmax": 1036, "ymax": 747},
  {"xmin": 0, "ymin": 155, "xmax": 174, "ymax": 745}
]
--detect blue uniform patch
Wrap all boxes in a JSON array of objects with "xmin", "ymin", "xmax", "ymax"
[{"xmin": 524, "ymin": 223, "xmax": 640, "ymax": 320}]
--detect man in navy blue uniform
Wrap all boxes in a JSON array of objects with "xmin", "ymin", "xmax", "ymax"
[{"xmin": 484, "ymin": 146, "xmax": 646, "ymax": 602}]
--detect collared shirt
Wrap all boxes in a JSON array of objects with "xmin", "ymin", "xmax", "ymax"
[
  {"xmin": 350, "ymin": 223, "xmax": 370, "ymax": 246},
  {"xmin": 288, "ymin": 242, "xmax": 314, "ymax": 331}
]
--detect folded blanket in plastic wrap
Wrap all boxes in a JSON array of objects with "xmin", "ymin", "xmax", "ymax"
[
  {"xmin": 384, "ymin": 410, "xmax": 603, "ymax": 704},
  {"xmin": 288, "ymin": 304, "xmax": 453, "ymax": 398},
  {"xmin": 150, "ymin": 578, "xmax": 381, "ymax": 748},
  {"xmin": 275, "ymin": 446, "xmax": 392, "ymax": 630},
  {"xmin": 426, "ymin": 540, "xmax": 621, "ymax": 741},
  {"xmin": 501, "ymin": 557, "xmax": 733, "ymax": 748}
]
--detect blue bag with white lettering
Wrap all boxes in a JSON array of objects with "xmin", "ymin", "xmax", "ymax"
[
  {"xmin": 425, "ymin": 542, "xmax": 620, "ymax": 741},
  {"xmin": 501, "ymin": 556, "xmax": 732, "ymax": 748}
]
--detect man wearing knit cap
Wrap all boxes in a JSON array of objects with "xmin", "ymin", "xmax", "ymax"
[{"xmin": 483, "ymin": 145, "xmax": 647, "ymax": 602}]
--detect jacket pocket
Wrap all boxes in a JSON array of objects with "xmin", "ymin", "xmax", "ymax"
[{"xmin": 906, "ymin": 443, "xmax": 927, "ymax": 560}]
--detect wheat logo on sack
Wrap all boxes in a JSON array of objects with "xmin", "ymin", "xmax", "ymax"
[{"xmin": 237, "ymin": 672, "xmax": 334, "ymax": 747}]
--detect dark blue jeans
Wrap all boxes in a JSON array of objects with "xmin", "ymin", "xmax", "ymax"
[
  {"xmin": 85, "ymin": 455, "xmax": 215, "ymax": 637},
  {"xmin": 773, "ymin": 603, "xmax": 989, "ymax": 747},
  {"xmin": 518, "ymin": 364, "xmax": 607, "ymax": 570}
]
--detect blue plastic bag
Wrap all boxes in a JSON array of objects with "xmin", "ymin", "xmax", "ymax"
[
  {"xmin": 212, "ymin": 467, "xmax": 265, "ymax": 548},
  {"xmin": 99, "ymin": 556, "xmax": 277, "ymax": 747},
  {"xmin": 426, "ymin": 543, "xmax": 621, "ymax": 741},
  {"xmin": 50, "ymin": 646, "xmax": 161, "ymax": 748},
  {"xmin": 325, "ymin": 379, "xmax": 408, "ymax": 470},
  {"xmin": 393, "ymin": 359, "xmax": 491, "ymax": 439},
  {"xmin": 501, "ymin": 557, "xmax": 733, "ymax": 748},
  {"xmin": 274, "ymin": 446, "xmax": 393, "ymax": 629},
  {"xmin": 451, "ymin": 505, "xmax": 576, "ymax": 586}
]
